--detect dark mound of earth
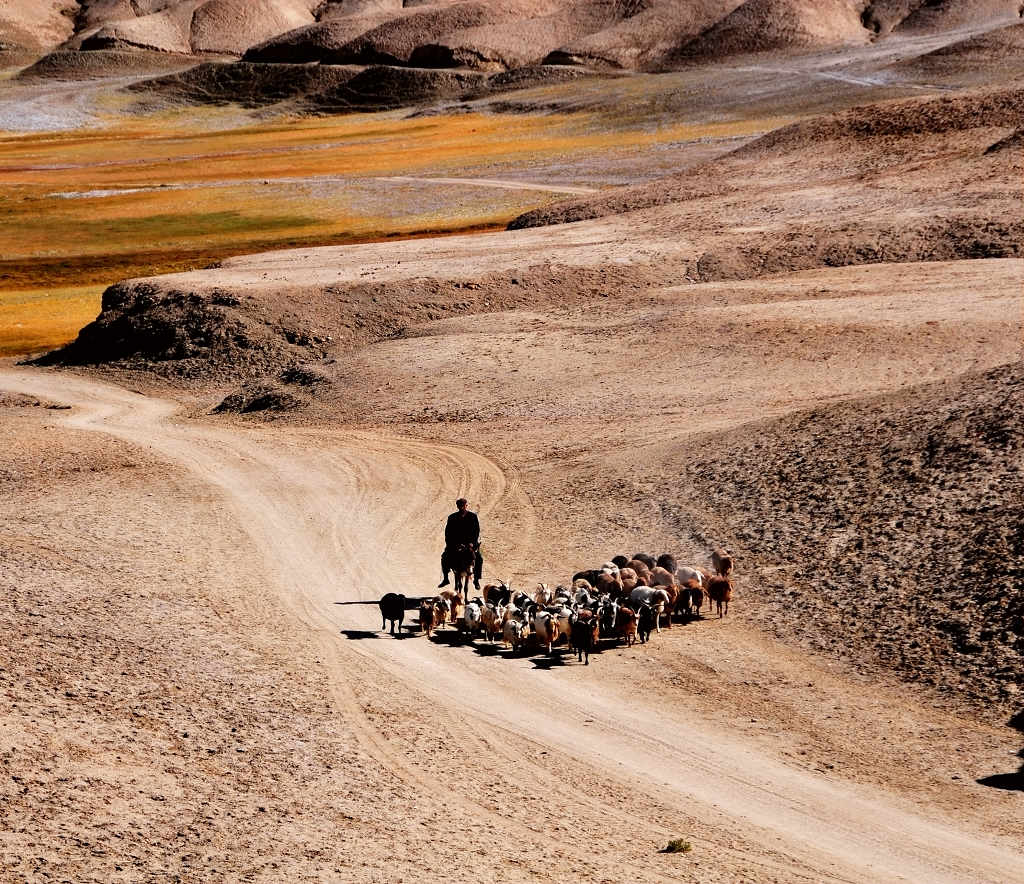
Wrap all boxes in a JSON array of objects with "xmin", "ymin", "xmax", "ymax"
[
  {"xmin": 662, "ymin": 363, "xmax": 1023, "ymax": 720},
  {"xmin": 306, "ymin": 64, "xmax": 488, "ymax": 112},
  {"xmin": 33, "ymin": 283, "xmax": 330, "ymax": 381},
  {"xmin": 127, "ymin": 61, "xmax": 363, "ymax": 107},
  {"xmin": 130, "ymin": 58, "xmax": 595, "ymax": 111},
  {"xmin": 242, "ymin": 17, "xmax": 394, "ymax": 64},
  {"xmin": 16, "ymin": 48, "xmax": 194, "ymax": 80}
]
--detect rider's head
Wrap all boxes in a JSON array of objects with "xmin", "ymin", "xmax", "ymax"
[{"xmin": 456, "ymin": 497, "xmax": 468, "ymax": 512}]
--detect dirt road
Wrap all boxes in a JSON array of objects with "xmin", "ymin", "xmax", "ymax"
[{"xmin": 2, "ymin": 364, "xmax": 1020, "ymax": 883}]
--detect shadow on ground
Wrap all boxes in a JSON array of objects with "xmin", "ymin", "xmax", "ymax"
[{"xmin": 976, "ymin": 710, "xmax": 1024, "ymax": 792}]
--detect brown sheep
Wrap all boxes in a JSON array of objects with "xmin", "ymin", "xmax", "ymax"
[
  {"xmin": 656, "ymin": 553, "xmax": 678, "ymax": 573},
  {"xmin": 632, "ymin": 553, "xmax": 657, "ymax": 570},
  {"xmin": 594, "ymin": 571, "xmax": 622, "ymax": 598},
  {"xmin": 619, "ymin": 567, "xmax": 639, "ymax": 592},
  {"xmin": 711, "ymin": 548, "xmax": 734, "ymax": 577},
  {"xmin": 707, "ymin": 576, "xmax": 733, "ymax": 618},
  {"xmin": 627, "ymin": 559, "xmax": 652, "ymax": 581},
  {"xmin": 649, "ymin": 566, "xmax": 676, "ymax": 588}
]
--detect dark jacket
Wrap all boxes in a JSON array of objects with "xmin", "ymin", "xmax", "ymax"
[{"xmin": 445, "ymin": 510, "xmax": 480, "ymax": 547}]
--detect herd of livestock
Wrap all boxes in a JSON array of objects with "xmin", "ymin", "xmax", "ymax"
[{"xmin": 378, "ymin": 550, "xmax": 735, "ymax": 664}]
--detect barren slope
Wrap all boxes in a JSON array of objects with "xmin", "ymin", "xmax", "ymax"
[{"xmin": 2, "ymin": 366, "xmax": 1022, "ymax": 883}]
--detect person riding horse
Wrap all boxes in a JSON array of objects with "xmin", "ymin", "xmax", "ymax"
[{"xmin": 438, "ymin": 497, "xmax": 483, "ymax": 590}]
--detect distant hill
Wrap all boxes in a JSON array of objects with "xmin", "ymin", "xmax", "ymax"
[{"xmin": 7, "ymin": 0, "xmax": 1023, "ymax": 69}]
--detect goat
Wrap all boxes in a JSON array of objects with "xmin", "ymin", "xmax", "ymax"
[
  {"xmin": 419, "ymin": 598, "xmax": 437, "ymax": 636},
  {"xmin": 571, "ymin": 610, "xmax": 600, "ymax": 665},
  {"xmin": 534, "ymin": 610, "xmax": 560, "ymax": 655},
  {"xmin": 503, "ymin": 615, "xmax": 530, "ymax": 653},
  {"xmin": 481, "ymin": 603, "xmax": 503, "ymax": 642},
  {"xmin": 379, "ymin": 593, "xmax": 406, "ymax": 636},
  {"xmin": 637, "ymin": 603, "xmax": 656, "ymax": 644},
  {"xmin": 462, "ymin": 599, "xmax": 483, "ymax": 636},
  {"xmin": 482, "ymin": 580, "xmax": 511, "ymax": 607},
  {"xmin": 628, "ymin": 587, "xmax": 671, "ymax": 633},
  {"xmin": 616, "ymin": 606, "xmax": 638, "ymax": 647}
]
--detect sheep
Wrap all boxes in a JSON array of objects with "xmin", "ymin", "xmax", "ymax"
[
  {"xmin": 626, "ymin": 559, "xmax": 652, "ymax": 582},
  {"xmin": 572, "ymin": 569, "xmax": 602, "ymax": 587},
  {"xmin": 707, "ymin": 576, "xmax": 733, "ymax": 617},
  {"xmin": 711, "ymin": 548, "xmax": 734, "ymax": 577},
  {"xmin": 619, "ymin": 567, "xmax": 639, "ymax": 592},
  {"xmin": 675, "ymin": 580, "xmax": 705, "ymax": 619},
  {"xmin": 656, "ymin": 553, "xmax": 678, "ymax": 573},
  {"xmin": 687, "ymin": 585, "xmax": 707, "ymax": 618},
  {"xmin": 675, "ymin": 566, "xmax": 704, "ymax": 588},
  {"xmin": 632, "ymin": 553, "xmax": 657, "ymax": 570},
  {"xmin": 611, "ymin": 555, "xmax": 631, "ymax": 569},
  {"xmin": 379, "ymin": 593, "xmax": 406, "ymax": 636},
  {"xmin": 594, "ymin": 571, "xmax": 621, "ymax": 598},
  {"xmin": 649, "ymin": 566, "xmax": 676, "ymax": 588},
  {"xmin": 533, "ymin": 583, "xmax": 554, "ymax": 606},
  {"xmin": 534, "ymin": 610, "xmax": 560, "ymax": 654},
  {"xmin": 571, "ymin": 610, "xmax": 600, "ymax": 665}
]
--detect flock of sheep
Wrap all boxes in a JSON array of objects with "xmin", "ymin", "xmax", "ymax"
[{"xmin": 380, "ymin": 550, "xmax": 735, "ymax": 664}]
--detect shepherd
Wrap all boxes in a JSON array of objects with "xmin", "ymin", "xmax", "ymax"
[{"xmin": 438, "ymin": 497, "xmax": 483, "ymax": 591}]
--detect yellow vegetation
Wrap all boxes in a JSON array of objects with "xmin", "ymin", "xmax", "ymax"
[{"xmin": 0, "ymin": 108, "xmax": 794, "ymax": 356}]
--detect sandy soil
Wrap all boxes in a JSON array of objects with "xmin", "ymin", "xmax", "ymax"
[
  {"xmin": 3, "ymin": 12, "xmax": 1023, "ymax": 881},
  {"xmin": 2, "ymin": 248, "xmax": 1022, "ymax": 882}
]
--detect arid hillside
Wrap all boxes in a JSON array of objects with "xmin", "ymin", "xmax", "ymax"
[
  {"xmin": 8, "ymin": 0, "xmax": 1024, "ymax": 111},
  {"xmin": 34, "ymin": 80, "xmax": 1024, "ymax": 719},
  {"xmin": 3, "ymin": 3, "xmax": 1024, "ymax": 880}
]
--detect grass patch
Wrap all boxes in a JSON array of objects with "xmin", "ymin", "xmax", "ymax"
[
  {"xmin": 661, "ymin": 839, "xmax": 693, "ymax": 854},
  {"xmin": 0, "ymin": 285, "xmax": 105, "ymax": 358},
  {"xmin": 0, "ymin": 101, "xmax": 799, "ymax": 357}
]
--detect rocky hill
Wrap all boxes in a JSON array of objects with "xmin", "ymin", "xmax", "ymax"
[
  {"xmin": 664, "ymin": 362, "xmax": 1024, "ymax": 718},
  {"xmin": 8, "ymin": 0, "xmax": 1024, "ymax": 109}
]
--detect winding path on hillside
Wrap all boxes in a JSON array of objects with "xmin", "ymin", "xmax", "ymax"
[{"xmin": 3, "ymin": 365, "xmax": 1022, "ymax": 884}]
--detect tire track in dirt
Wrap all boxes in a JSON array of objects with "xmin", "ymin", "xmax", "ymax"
[{"xmin": 3, "ymin": 366, "xmax": 1022, "ymax": 884}]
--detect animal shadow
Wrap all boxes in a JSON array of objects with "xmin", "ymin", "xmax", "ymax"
[
  {"xmin": 428, "ymin": 629, "xmax": 469, "ymax": 648},
  {"xmin": 340, "ymin": 629, "xmax": 380, "ymax": 640},
  {"xmin": 976, "ymin": 709, "xmax": 1024, "ymax": 792},
  {"xmin": 530, "ymin": 651, "xmax": 567, "ymax": 670}
]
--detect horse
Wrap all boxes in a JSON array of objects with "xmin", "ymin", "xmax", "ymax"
[{"xmin": 449, "ymin": 543, "xmax": 476, "ymax": 596}]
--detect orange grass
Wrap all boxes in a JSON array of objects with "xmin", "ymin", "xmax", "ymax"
[
  {"xmin": 0, "ymin": 108, "xmax": 794, "ymax": 356},
  {"xmin": 0, "ymin": 285, "xmax": 105, "ymax": 358}
]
